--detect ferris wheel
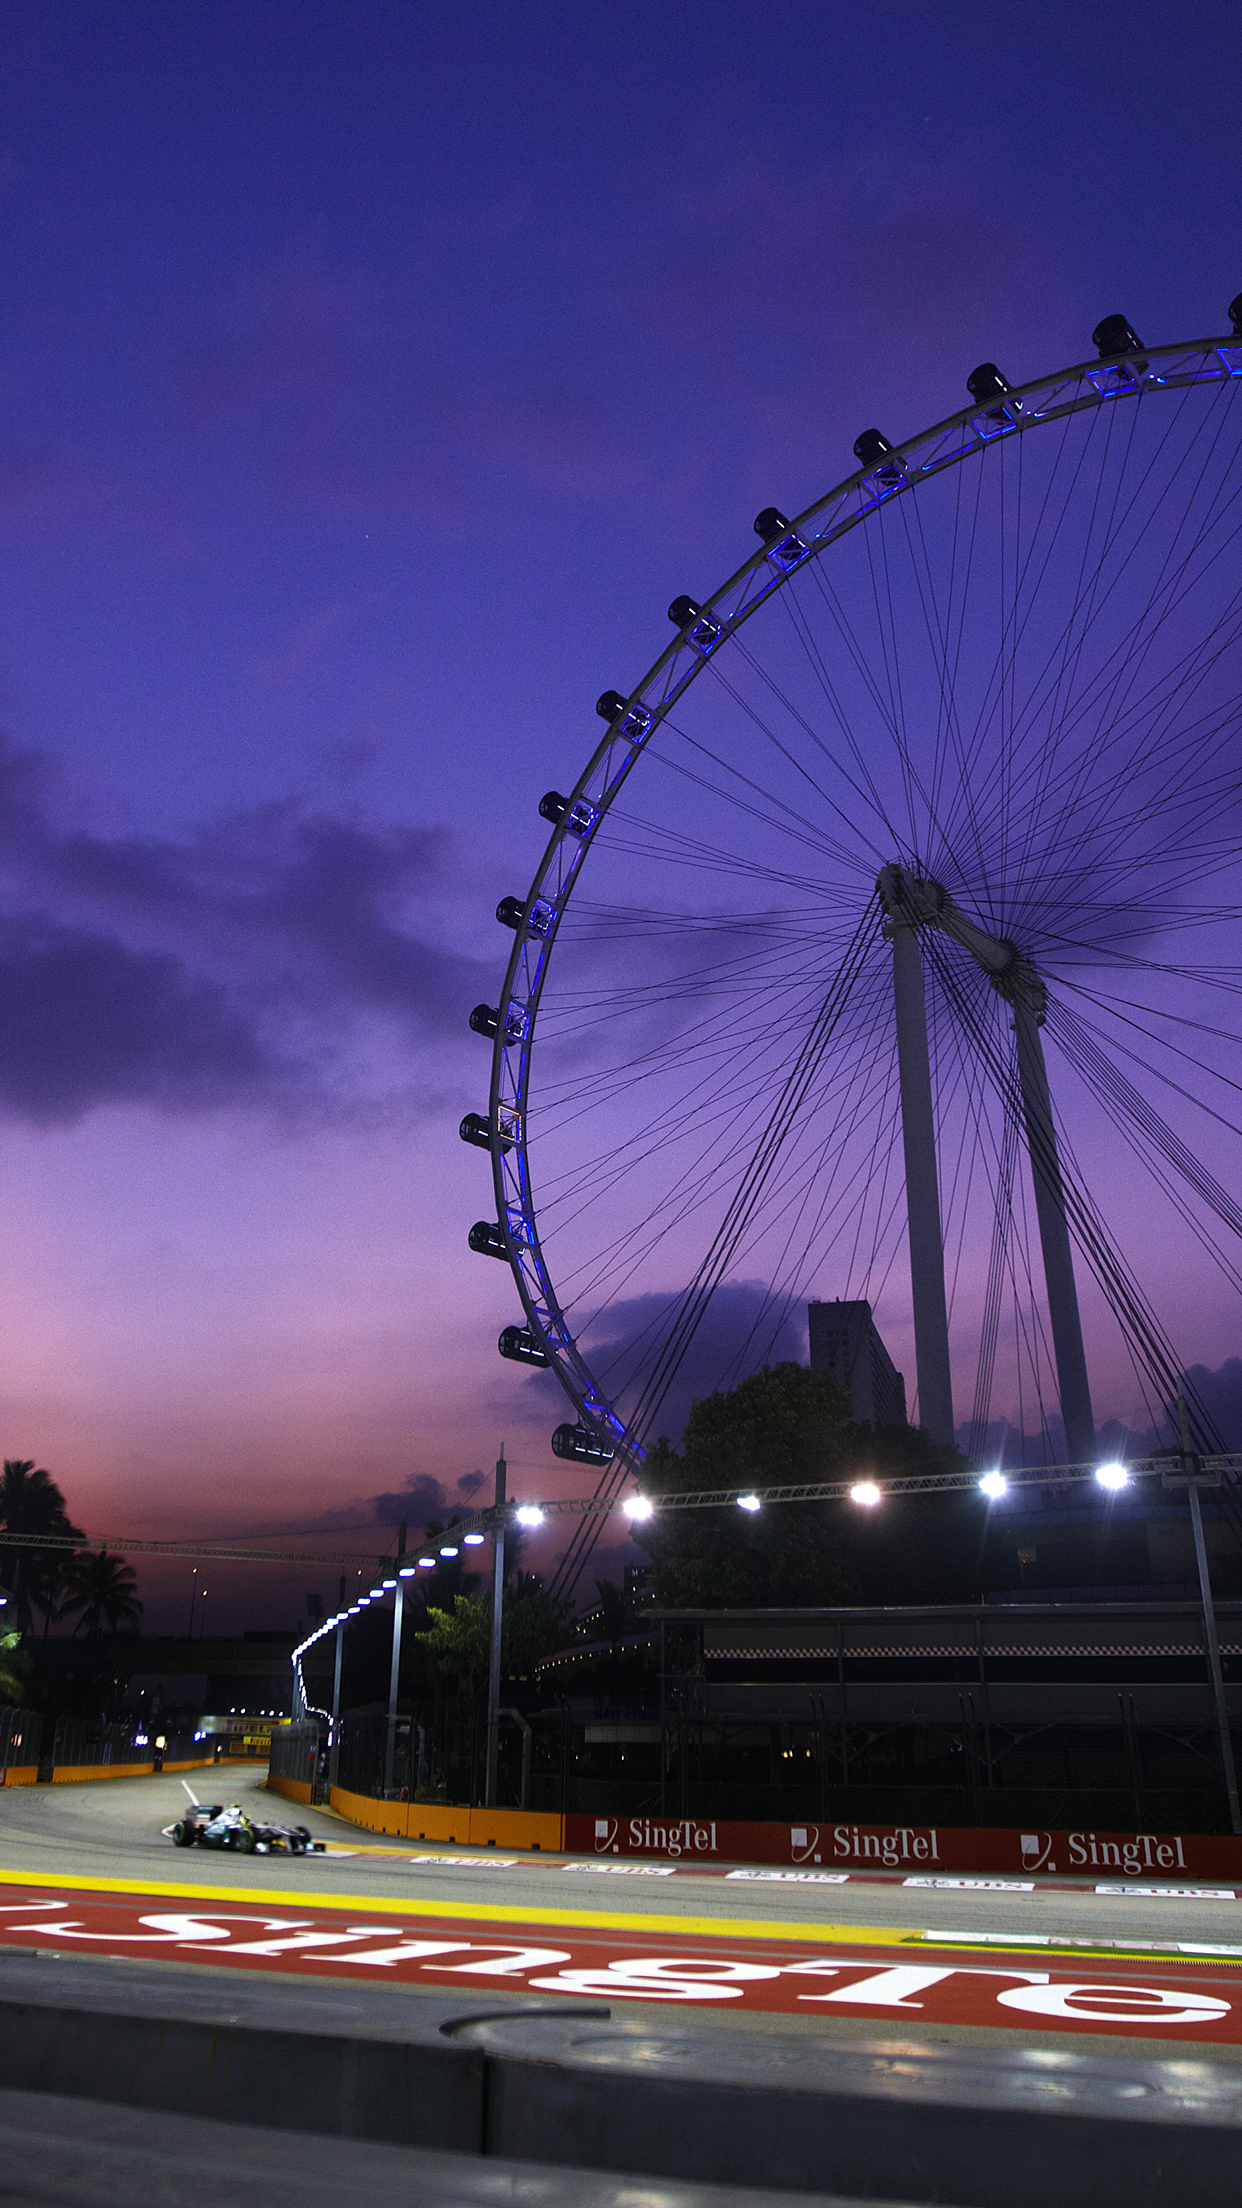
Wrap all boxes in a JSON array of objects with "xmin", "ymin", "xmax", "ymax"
[{"xmin": 465, "ymin": 300, "xmax": 1242, "ymax": 1590}]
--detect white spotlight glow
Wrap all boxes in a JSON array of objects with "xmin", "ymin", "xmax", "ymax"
[
  {"xmin": 849, "ymin": 1481, "xmax": 882, "ymax": 1508},
  {"xmin": 418, "ymin": 1556, "xmax": 435, "ymax": 1568},
  {"xmin": 736, "ymin": 1493, "xmax": 761, "ymax": 1513},
  {"xmin": 397, "ymin": 1566, "xmax": 416, "ymax": 1577},
  {"xmin": 978, "ymin": 1471, "xmax": 1008, "ymax": 1500},
  {"xmin": 382, "ymin": 1579, "xmax": 397, "ymax": 1589},
  {"xmin": 515, "ymin": 1505, "xmax": 544, "ymax": 1527},
  {"xmin": 1096, "ymin": 1461, "xmax": 1130, "ymax": 1490},
  {"xmin": 439, "ymin": 1544, "xmax": 459, "ymax": 1558},
  {"xmin": 463, "ymin": 1532, "xmax": 485, "ymax": 1546},
  {"xmin": 623, "ymin": 1495, "xmax": 654, "ymax": 1521}
]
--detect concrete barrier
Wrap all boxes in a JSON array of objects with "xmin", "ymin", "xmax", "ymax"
[
  {"xmin": 466, "ymin": 2010, "xmax": 1242, "ymax": 2207},
  {"xmin": 0, "ymin": 1952, "xmax": 487, "ymax": 2147},
  {"xmin": 0, "ymin": 2086, "xmax": 901, "ymax": 2208},
  {"xmin": 4, "ymin": 1949, "xmax": 1242, "ymax": 2204}
]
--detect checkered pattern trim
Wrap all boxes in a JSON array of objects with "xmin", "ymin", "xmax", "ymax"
[{"xmin": 707, "ymin": 1643, "xmax": 1242, "ymax": 1660}]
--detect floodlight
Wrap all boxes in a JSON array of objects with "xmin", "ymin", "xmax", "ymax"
[
  {"xmin": 737, "ymin": 1494, "xmax": 761, "ymax": 1513},
  {"xmin": 382, "ymin": 1578, "xmax": 397, "ymax": 1589},
  {"xmin": 418, "ymin": 1556, "xmax": 435, "ymax": 1568},
  {"xmin": 979, "ymin": 1471, "xmax": 1008, "ymax": 1500},
  {"xmin": 397, "ymin": 1566, "xmax": 416, "ymax": 1577},
  {"xmin": 623, "ymin": 1495, "xmax": 654, "ymax": 1521},
  {"xmin": 439, "ymin": 1544, "xmax": 459, "ymax": 1558},
  {"xmin": 515, "ymin": 1505, "xmax": 544, "ymax": 1527},
  {"xmin": 463, "ymin": 1532, "xmax": 485, "ymax": 1545},
  {"xmin": 849, "ymin": 1481, "xmax": 882, "ymax": 1507},
  {"xmin": 1096, "ymin": 1461, "xmax": 1130, "ymax": 1490}
]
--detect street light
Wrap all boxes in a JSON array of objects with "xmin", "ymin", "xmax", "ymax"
[{"xmin": 978, "ymin": 1472, "xmax": 1008, "ymax": 1500}]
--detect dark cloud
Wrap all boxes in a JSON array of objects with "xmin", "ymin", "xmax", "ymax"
[
  {"xmin": 1183, "ymin": 1360, "xmax": 1242, "ymax": 1453},
  {"xmin": 360, "ymin": 1468, "xmax": 489, "ymax": 1532},
  {"xmin": 508, "ymin": 1278, "xmax": 811, "ymax": 1454},
  {"xmin": 0, "ymin": 735, "xmax": 493, "ymax": 1125}
]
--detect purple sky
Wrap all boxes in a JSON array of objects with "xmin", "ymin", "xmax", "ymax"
[{"xmin": 1, "ymin": 2, "xmax": 1239, "ymax": 1632}]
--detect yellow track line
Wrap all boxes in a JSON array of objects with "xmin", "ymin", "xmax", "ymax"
[{"xmin": 0, "ymin": 1865, "xmax": 1233, "ymax": 1964}]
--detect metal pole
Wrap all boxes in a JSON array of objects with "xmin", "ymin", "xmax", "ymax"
[
  {"xmin": 1012, "ymin": 998, "xmax": 1096, "ymax": 1461},
  {"xmin": 889, "ymin": 917, "xmax": 955, "ymax": 1443},
  {"xmin": 1178, "ymin": 1400, "xmax": 1241, "ymax": 1834},
  {"xmin": 384, "ymin": 1522, "xmax": 407, "ymax": 1797},
  {"xmin": 485, "ymin": 1452, "xmax": 506, "ymax": 1809},
  {"xmin": 659, "ymin": 1619, "xmax": 667, "ymax": 1815},
  {"xmin": 329, "ymin": 1621, "xmax": 344, "ymax": 1791}
]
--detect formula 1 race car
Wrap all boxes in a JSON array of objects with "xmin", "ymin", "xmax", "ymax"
[{"xmin": 163, "ymin": 1785, "xmax": 325, "ymax": 1856}]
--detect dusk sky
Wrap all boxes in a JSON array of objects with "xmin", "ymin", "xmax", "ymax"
[{"xmin": 1, "ymin": 2, "xmax": 1239, "ymax": 1631}]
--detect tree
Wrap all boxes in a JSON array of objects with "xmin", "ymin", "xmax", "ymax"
[
  {"xmin": 637, "ymin": 1363, "xmax": 861, "ymax": 1607},
  {"xmin": 0, "ymin": 1460, "xmax": 85, "ymax": 1630},
  {"xmin": 416, "ymin": 1580, "xmax": 573, "ymax": 1695},
  {"xmin": 0, "ymin": 1628, "xmax": 30, "ymax": 1705},
  {"xmin": 416, "ymin": 1596, "xmax": 490, "ymax": 1692},
  {"xmin": 502, "ymin": 1575, "xmax": 572, "ymax": 1679},
  {"xmin": 635, "ymin": 1362, "xmax": 978, "ymax": 1607},
  {"xmin": 57, "ymin": 1549, "xmax": 143, "ymax": 1636}
]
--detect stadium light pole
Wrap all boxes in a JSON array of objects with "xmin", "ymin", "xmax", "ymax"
[
  {"xmin": 384, "ymin": 1522, "xmax": 409, "ymax": 1796},
  {"xmin": 485, "ymin": 1451, "xmax": 506, "ymax": 1809},
  {"xmin": 328, "ymin": 1573, "xmax": 345, "ymax": 1792}
]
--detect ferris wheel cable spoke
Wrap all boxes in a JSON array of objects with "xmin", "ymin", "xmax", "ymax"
[
  {"xmin": 540, "ymin": 998, "xmax": 899, "ymax": 1314},
  {"xmin": 1053, "ymin": 982, "xmax": 1242, "ymax": 1116},
  {"xmin": 696, "ymin": 651, "xmax": 895, "ymax": 862},
  {"xmin": 967, "ymin": 412, "xmax": 1237, "ymax": 878},
  {"xmin": 1045, "ymin": 1000, "xmax": 1242, "ymax": 1258},
  {"xmin": 1005, "ymin": 391, "xmax": 1165, "ymax": 878},
  {"xmin": 1003, "ymin": 446, "xmax": 1242, "ymax": 876},
  {"xmin": 623, "ymin": 908, "xmax": 879, "ymax": 1447},
  {"xmin": 924, "ymin": 933, "xmax": 1229, "ymax": 1462},
  {"xmin": 936, "ymin": 407, "xmax": 1091, "ymax": 875},
  {"xmin": 776, "ymin": 578, "xmax": 900, "ymax": 835},
  {"xmin": 628, "ymin": 733, "xmax": 871, "ymax": 873},
  {"xmin": 727, "ymin": 625, "xmax": 909, "ymax": 843},
  {"xmin": 532, "ymin": 1009, "xmax": 896, "ymax": 1253}
]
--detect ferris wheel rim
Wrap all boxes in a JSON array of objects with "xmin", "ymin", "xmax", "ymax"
[{"xmin": 479, "ymin": 327, "xmax": 1242, "ymax": 1469}]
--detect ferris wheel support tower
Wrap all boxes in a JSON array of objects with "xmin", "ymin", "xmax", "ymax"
[{"xmin": 878, "ymin": 864, "xmax": 1097, "ymax": 1461}]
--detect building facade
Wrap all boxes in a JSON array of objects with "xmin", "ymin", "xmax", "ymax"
[{"xmin": 808, "ymin": 1298, "xmax": 907, "ymax": 1427}]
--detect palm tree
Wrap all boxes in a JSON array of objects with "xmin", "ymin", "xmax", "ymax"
[
  {"xmin": 0, "ymin": 1460, "xmax": 85, "ymax": 1629},
  {"xmin": 57, "ymin": 1549, "xmax": 143, "ymax": 1636}
]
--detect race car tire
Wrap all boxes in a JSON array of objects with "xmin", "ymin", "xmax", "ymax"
[
  {"xmin": 170, "ymin": 1820, "xmax": 195, "ymax": 1846},
  {"xmin": 227, "ymin": 1827, "xmax": 257, "ymax": 1854}
]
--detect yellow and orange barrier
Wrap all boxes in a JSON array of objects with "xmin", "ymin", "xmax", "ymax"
[{"xmin": 322, "ymin": 1784, "xmax": 562, "ymax": 1852}]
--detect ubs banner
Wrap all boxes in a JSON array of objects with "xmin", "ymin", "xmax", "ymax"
[{"xmin": 562, "ymin": 1814, "xmax": 1242, "ymax": 1880}]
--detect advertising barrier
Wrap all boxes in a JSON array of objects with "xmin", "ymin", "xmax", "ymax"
[{"xmin": 562, "ymin": 1812, "xmax": 1242, "ymax": 1880}]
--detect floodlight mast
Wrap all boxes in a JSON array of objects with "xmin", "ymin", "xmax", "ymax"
[{"xmin": 877, "ymin": 864, "xmax": 1096, "ymax": 1461}]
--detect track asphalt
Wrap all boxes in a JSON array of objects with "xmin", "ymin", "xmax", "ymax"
[{"xmin": 4, "ymin": 1767, "xmax": 1242, "ymax": 2059}]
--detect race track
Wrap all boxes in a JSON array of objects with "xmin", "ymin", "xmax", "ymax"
[{"xmin": 4, "ymin": 1768, "xmax": 1242, "ymax": 2059}]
